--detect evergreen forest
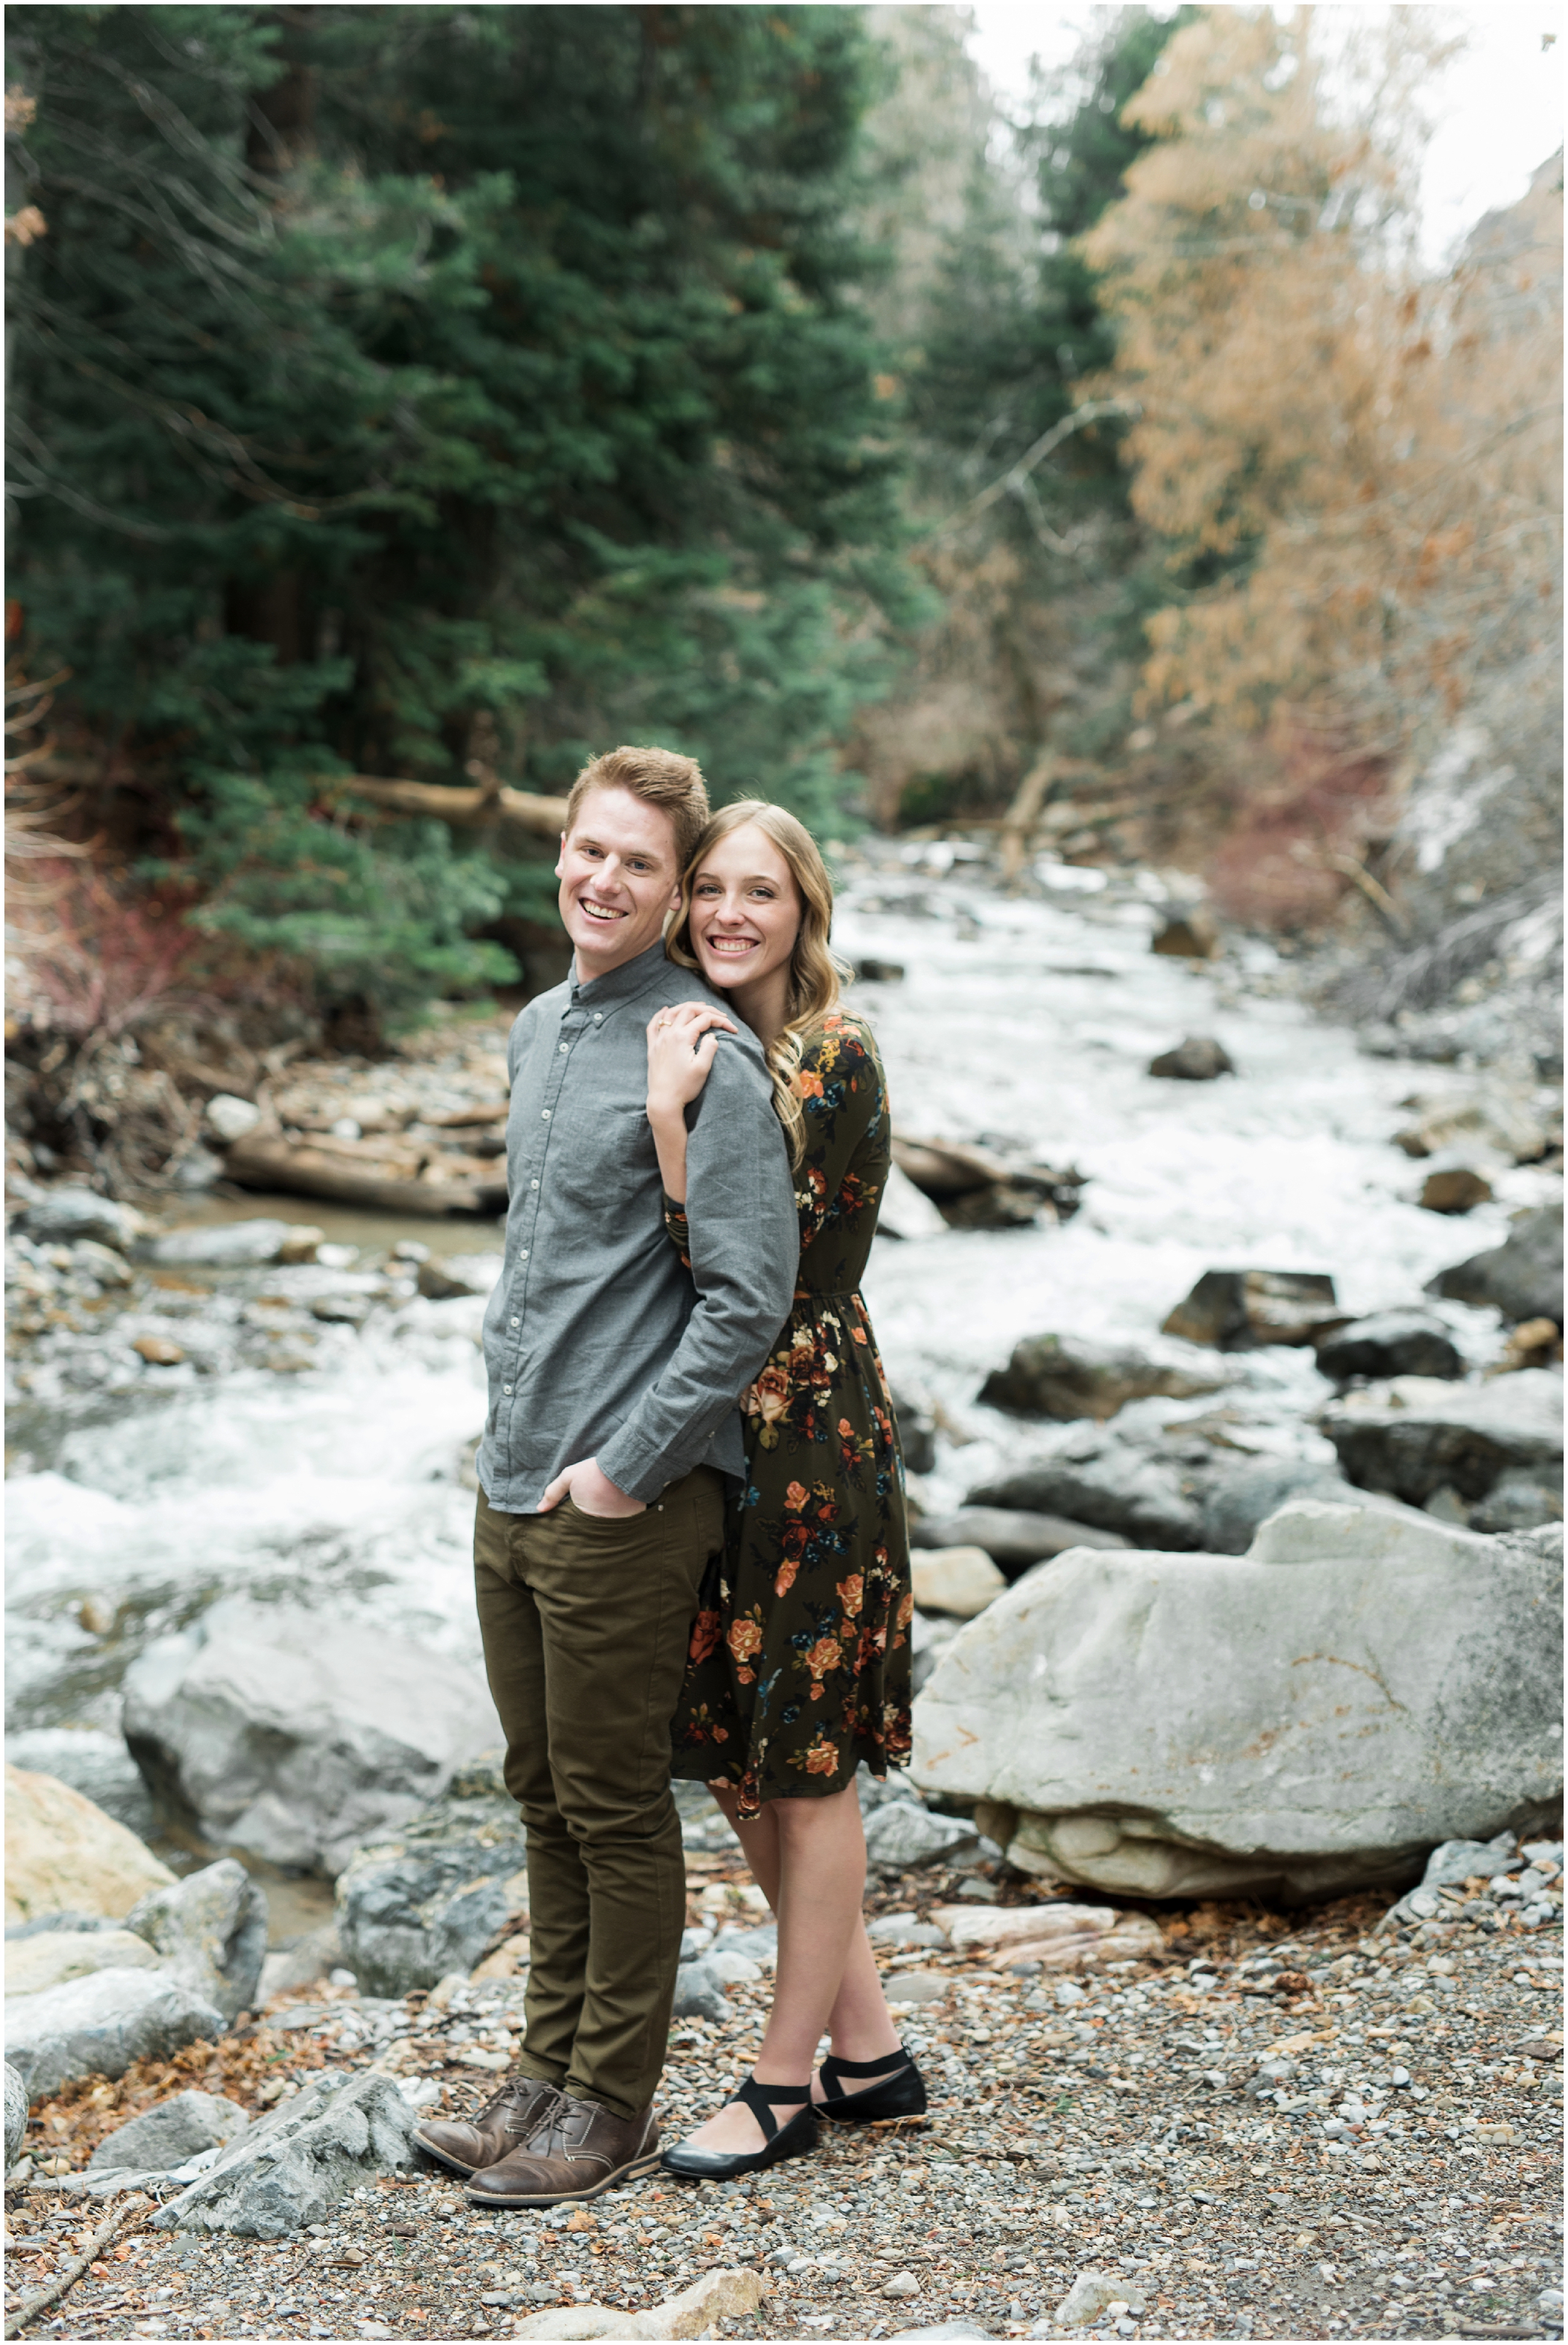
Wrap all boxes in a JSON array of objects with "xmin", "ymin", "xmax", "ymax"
[{"xmin": 6, "ymin": 4, "xmax": 1561, "ymax": 1036}]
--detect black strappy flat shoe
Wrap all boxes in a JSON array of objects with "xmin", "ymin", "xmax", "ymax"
[
  {"xmin": 815, "ymin": 2045, "xmax": 928, "ymax": 2125},
  {"xmin": 660, "ymin": 2073, "xmax": 820, "ymax": 2181}
]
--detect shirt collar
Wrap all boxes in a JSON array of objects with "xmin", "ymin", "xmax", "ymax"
[{"xmin": 567, "ymin": 938, "xmax": 673, "ymax": 1014}]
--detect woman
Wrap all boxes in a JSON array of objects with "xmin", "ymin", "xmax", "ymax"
[{"xmin": 644, "ymin": 799, "xmax": 926, "ymax": 2183}]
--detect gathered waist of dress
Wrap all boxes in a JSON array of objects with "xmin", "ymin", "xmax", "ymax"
[{"xmin": 791, "ymin": 1287, "xmax": 866, "ymax": 1306}]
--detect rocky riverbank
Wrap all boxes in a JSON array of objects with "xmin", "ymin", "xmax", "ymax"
[{"xmin": 5, "ymin": 837, "xmax": 1563, "ymax": 2339}]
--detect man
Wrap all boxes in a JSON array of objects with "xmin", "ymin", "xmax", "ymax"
[{"xmin": 415, "ymin": 745, "xmax": 797, "ymax": 2209}]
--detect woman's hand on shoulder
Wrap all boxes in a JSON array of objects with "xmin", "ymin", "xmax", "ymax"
[{"xmin": 646, "ymin": 999, "xmax": 738, "ymax": 1122}]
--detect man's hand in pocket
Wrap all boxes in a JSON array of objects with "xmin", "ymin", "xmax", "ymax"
[{"xmin": 538, "ymin": 1458, "xmax": 647, "ymax": 1518}]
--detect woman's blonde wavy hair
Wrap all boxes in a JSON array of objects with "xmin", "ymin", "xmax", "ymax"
[{"xmin": 666, "ymin": 799, "xmax": 847, "ymax": 1169}]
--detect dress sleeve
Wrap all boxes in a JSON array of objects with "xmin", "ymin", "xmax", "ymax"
[
  {"xmin": 664, "ymin": 1194, "xmax": 692, "ymax": 1271},
  {"xmin": 794, "ymin": 1015, "xmax": 889, "ymax": 1255}
]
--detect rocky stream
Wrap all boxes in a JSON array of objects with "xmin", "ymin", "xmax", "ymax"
[{"xmin": 4, "ymin": 838, "xmax": 1562, "ymax": 2342}]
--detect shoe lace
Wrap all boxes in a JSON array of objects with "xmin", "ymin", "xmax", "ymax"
[{"xmin": 511, "ymin": 2082, "xmax": 572, "ymax": 2149}]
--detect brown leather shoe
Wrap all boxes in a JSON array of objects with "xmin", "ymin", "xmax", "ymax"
[
  {"xmin": 413, "ymin": 2075, "xmax": 560, "ymax": 2178},
  {"xmin": 464, "ymin": 2090, "xmax": 660, "ymax": 2207}
]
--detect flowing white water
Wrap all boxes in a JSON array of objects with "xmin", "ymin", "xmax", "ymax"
[{"xmin": 5, "ymin": 858, "xmax": 1555, "ymax": 1739}]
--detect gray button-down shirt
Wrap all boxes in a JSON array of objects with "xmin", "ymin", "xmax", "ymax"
[{"xmin": 477, "ymin": 940, "xmax": 798, "ymax": 1511}]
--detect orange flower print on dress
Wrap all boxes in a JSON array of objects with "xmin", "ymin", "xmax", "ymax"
[
  {"xmin": 796, "ymin": 1069, "xmax": 825, "ymax": 1100},
  {"xmin": 688, "ymin": 1610, "xmax": 721, "ymax": 1666},
  {"xmin": 728, "ymin": 1616, "xmax": 763, "ymax": 1664},
  {"xmin": 775, "ymin": 1556, "xmax": 799, "ymax": 1599},
  {"xmin": 837, "ymin": 1574, "xmax": 864, "ymax": 1620},
  {"xmin": 896, "ymin": 1590, "xmax": 914, "ymax": 1633},
  {"xmin": 801, "ymin": 1732, "xmax": 839, "ymax": 1777}
]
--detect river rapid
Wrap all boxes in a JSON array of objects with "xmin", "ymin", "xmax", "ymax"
[{"xmin": 6, "ymin": 846, "xmax": 1560, "ymax": 1764}]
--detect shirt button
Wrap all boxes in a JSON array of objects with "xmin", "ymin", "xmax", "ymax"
[
  {"xmin": 559, "ymin": 1043, "xmax": 569, "ymax": 1053},
  {"xmin": 530, "ymin": 1180, "xmax": 539, "ymax": 1190},
  {"xmin": 503, "ymin": 1385, "xmax": 513, "ymax": 1396},
  {"xmin": 592, "ymin": 1012, "xmax": 602, "ymax": 1022},
  {"xmin": 519, "ymin": 1248, "xmax": 529, "ymax": 1260},
  {"xmin": 541, "ymin": 1109, "xmax": 550, "ymax": 1120},
  {"xmin": 509, "ymin": 1317, "xmax": 519, "ymax": 1328}
]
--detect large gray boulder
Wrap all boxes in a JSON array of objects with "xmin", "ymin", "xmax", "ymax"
[
  {"xmin": 968, "ymin": 1445, "xmax": 1202, "ymax": 1550},
  {"xmin": 89, "ymin": 2088, "xmax": 249, "ymax": 2174},
  {"xmin": 5, "ymin": 2061, "xmax": 25, "ymax": 2170},
  {"xmin": 914, "ymin": 1499, "xmax": 1562, "ymax": 1903},
  {"xmin": 1318, "ymin": 1369, "xmax": 1562, "ymax": 1506},
  {"xmin": 978, "ymin": 1332, "xmax": 1223, "ymax": 1422},
  {"xmin": 122, "ymin": 1600, "xmax": 499, "ymax": 1876},
  {"xmin": 151, "ymin": 2068, "xmax": 417, "ymax": 2236},
  {"xmin": 335, "ymin": 1781, "xmax": 527, "ymax": 1997},
  {"xmin": 1429, "ymin": 1202, "xmax": 1563, "ymax": 1326},
  {"xmin": 124, "ymin": 1860, "xmax": 268, "ymax": 2024},
  {"xmin": 5, "ymin": 1967, "xmax": 225, "ymax": 2103}
]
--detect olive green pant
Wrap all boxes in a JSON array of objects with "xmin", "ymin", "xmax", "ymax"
[{"xmin": 474, "ymin": 1469, "xmax": 724, "ymax": 2120}]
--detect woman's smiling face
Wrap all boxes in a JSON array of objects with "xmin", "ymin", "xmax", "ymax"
[{"xmin": 687, "ymin": 821, "xmax": 801, "ymax": 996}]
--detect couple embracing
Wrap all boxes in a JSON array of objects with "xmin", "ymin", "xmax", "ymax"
[{"xmin": 415, "ymin": 745, "xmax": 926, "ymax": 2209}]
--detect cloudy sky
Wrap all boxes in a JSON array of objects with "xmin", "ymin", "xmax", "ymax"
[{"xmin": 965, "ymin": 2, "xmax": 1565, "ymax": 266}]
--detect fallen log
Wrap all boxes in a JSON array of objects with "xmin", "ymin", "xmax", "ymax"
[
  {"xmin": 324, "ymin": 774, "xmax": 569, "ymax": 841},
  {"xmin": 225, "ymin": 1130, "xmax": 505, "ymax": 1216}
]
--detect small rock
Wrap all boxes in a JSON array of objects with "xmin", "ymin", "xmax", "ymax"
[
  {"xmin": 968, "ymin": 1447, "xmax": 1202, "ymax": 1551},
  {"xmin": 1419, "ymin": 1166, "xmax": 1493, "ymax": 1215},
  {"xmin": 1199, "ymin": 1459, "xmax": 1353, "ymax": 1554},
  {"xmin": 142, "ymin": 1219, "xmax": 297, "ymax": 1268},
  {"xmin": 853, "ymin": 956, "xmax": 906, "ymax": 983},
  {"xmin": 4, "ymin": 1728, "xmax": 155, "ymax": 1839},
  {"xmin": 863, "ymin": 1802, "xmax": 978, "ymax": 1873},
  {"xmin": 6, "ymin": 2060, "xmax": 28, "ymax": 2169},
  {"xmin": 204, "ymin": 1095, "xmax": 263, "ymax": 1144},
  {"xmin": 885, "ymin": 2272, "xmax": 922, "ymax": 2297},
  {"xmin": 134, "ymin": 1333, "xmax": 186, "ymax": 1366},
  {"xmin": 1056, "ymin": 2272, "xmax": 1147, "ymax": 2327},
  {"xmin": 125, "ymin": 1859, "xmax": 268, "ymax": 2024},
  {"xmin": 1152, "ymin": 909, "xmax": 1219, "ymax": 959},
  {"xmin": 4, "ymin": 1967, "xmax": 225, "ymax": 2103},
  {"xmin": 672, "ymin": 1959, "xmax": 729, "ymax": 2023},
  {"xmin": 1162, "ymin": 1268, "xmax": 1345, "ymax": 1350},
  {"xmin": 1148, "ymin": 1035, "xmax": 1235, "ymax": 1081},
  {"xmin": 276, "ymin": 1227, "xmax": 326, "ymax": 1265},
  {"xmin": 913, "ymin": 1546, "xmax": 1008, "ymax": 1619},
  {"xmin": 71, "ymin": 1238, "xmax": 134, "ymax": 1287},
  {"xmin": 152, "ymin": 2068, "xmax": 418, "ymax": 2236},
  {"xmin": 866, "ymin": 1916, "xmax": 948, "ymax": 1949},
  {"xmin": 21, "ymin": 1188, "xmax": 135, "ymax": 1248},
  {"xmin": 416, "ymin": 1257, "xmax": 489, "ymax": 1301},
  {"xmin": 89, "ymin": 2088, "xmax": 249, "ymax": 2173},
  {"xmin": 1467, "ymin": 1466, "xmax": 1564, "ymax": 1533},
  {"xmin": 3, "ymin": 1927, "xmax": 162, "ymax": 1998},
  {"xmin": 1429, "ymin": 1200, "xmax": 1562, "ymax": 1326},
  {"xmin": 912, "ymin": 1508, "xmax": 1130, "ymax": 1576},
  {"xmin": 257, "ymin": 1923, "xmax": 344, "ymax": 2004},
  {"xmin": 883, "ymin": 1972, "xmax": 951, "ymax": 2007},
  {"xmin": 171, "ymin": 1146, "xmax": 225, "ymax": 1192},
  {"xmin": 706, "ymin": 1949, "xmax": 763, "ymax": 1985},
  {"xmin": 1312, "ymin": 1311, "xmax": 1463, "ymax": 1384},
  {"xmin": 978, "ymin": 1331, "xmax": 1224, "ymax": 1421},
  {"xmin": 1503, "ymin": 1316, "xmax": 1564, "ymax": 1370},
  {"xmin": 4, "ymin": 1764, "xmax": 175, "ymax": 1925}
]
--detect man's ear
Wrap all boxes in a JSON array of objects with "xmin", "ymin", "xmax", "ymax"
[{"xmin": 556, "ymin": 828, "xmax": 568, "ymax": 881}]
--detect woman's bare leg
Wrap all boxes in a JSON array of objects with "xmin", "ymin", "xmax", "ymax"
[{"xmin": 679, "ymin": 1781, "xmax": 904, "ymax": 2154}]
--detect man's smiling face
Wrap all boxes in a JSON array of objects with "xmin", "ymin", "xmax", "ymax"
[{"xmin": 556, "ymin": 784, "xmax": 684, "ymax": 982}]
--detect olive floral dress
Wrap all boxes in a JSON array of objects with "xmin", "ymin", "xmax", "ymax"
[{"xmin": 667, "ymin": 1009, "xmax": 914, "ymax": 1818}]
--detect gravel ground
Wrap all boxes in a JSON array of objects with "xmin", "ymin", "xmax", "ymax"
[{"xmin": 7, "ymin": 1864, "xmax": 1562, "ymax": 2344}]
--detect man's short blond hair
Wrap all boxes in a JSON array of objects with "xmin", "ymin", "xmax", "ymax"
[{"xmin": 563, "ymin": 747, "xmax": 711, "ymax": 872}]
